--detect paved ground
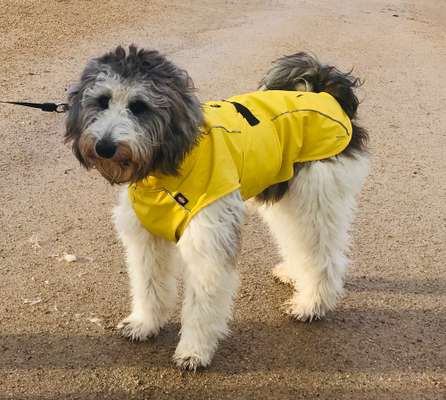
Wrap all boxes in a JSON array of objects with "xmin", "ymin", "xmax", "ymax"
[{"xmin": 1, "ymin": 0, "xmax": 445, "ymax": 399}]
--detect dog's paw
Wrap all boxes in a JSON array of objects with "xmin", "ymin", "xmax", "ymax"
[
  {"xmin": 117, "ymin": 315, "xmax": 160, "ymax": 341},
  {"xmin": 173, "ymin": 351, "xmax": 210, "ymax": 372},
  {"xmin": 284, "ymin": 292, "xmax": 333, "ymax": 322},
  {"xmin": 272, "ymin": 262, "xmax": 294, "ymax": 285},
  {"xmin": 173, "ymin": 341, "xmax": 213, "ymax": 371},
  {"xmin": 285, "ymin": 302, "xmax": 324, "ymax": 322},
  {"xmin": 174, "ymin": 355, "xmax": 207, "ymax": 372}
]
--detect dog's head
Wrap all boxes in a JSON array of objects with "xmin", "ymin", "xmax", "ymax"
[{"xmin": 65, "ymin": 45, "xmax": 203, "ymax": 184}]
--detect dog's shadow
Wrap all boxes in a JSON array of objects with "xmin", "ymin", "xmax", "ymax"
[{"xmin": 1, "ymin": 301, "xmax": 441, "ymax": 375}]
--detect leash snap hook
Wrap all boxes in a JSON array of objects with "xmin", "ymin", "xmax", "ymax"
[{"xmin": 55, "ymin": 103, "xmax": 69, "ymax": 113}]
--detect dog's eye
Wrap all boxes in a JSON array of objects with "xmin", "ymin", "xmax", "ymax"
[
  {"xmin": 97, "ymin": 95, "xmax": 110, "ymax": 110},
  {"xmin": 129, "ymin": 100, "xmax": 148, "ymax": 116}
]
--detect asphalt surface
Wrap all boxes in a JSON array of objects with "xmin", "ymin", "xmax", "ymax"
[{"xmin": 0, "ymin": 1, "xmax": 445, "ymax": 399}]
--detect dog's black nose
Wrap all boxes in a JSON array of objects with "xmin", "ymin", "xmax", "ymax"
[{"xmin": 95, "ymin": 139, "xmax": 117, "ymax": 159}]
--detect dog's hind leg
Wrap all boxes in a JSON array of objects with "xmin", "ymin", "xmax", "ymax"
[
  {"xmin": 259, "ymin": 154, "xmax": 368, "ymax": 321},
  {"xmin": 174, "ymin": 191, "xmax": 244, "ymax": 370},
  {"xmin": 113, "ymin": 189, "xmax": 178, "ymax": 340}
]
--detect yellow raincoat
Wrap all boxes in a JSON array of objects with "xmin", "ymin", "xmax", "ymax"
[{"xmin": 129, "ymin": 90, "xmax": 352, "ymax": 242}]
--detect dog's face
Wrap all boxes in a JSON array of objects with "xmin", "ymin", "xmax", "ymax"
[{"xmin": 65, "ymin": 45, "xmax": 203, "ymax": 184}]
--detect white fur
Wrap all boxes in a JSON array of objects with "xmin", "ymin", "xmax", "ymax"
[
  {"xmin": 113, "ymin": 189, "xmax": 178, "ymax": 340},
  {"xmin": 113, "ymin": 154, "xmax": 368, "ymax": 369},
  {"xmin": 174, "ymin": 191, "xmax": 243, "ymax": 370},
  {"xmin": 114, "ymin": 190, "xmax": 244, "ymax": 369},
  {"xmin": 259, "ymin": 153, "xmax": 369, "ymax": 320}
]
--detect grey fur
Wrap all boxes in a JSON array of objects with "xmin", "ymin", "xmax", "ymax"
[{"xmin": 65, "ymin": 45, "xmax": 203, "ymax": 182}]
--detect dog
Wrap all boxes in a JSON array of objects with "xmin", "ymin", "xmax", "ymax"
[{"xmin": 64, "ymin": 45, "xmax": 369, "ymax": 370}]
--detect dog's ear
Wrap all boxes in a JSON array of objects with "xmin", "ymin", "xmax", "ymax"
[
  {"xmin": 64, "ymin": 82, "xmax": 89, "ymax": 167},
  {"xmin": 64, "ymin": 83, "xmax": 82, "ymax": 143},
  {"xmin": 67, "ymin": 83, "xmax": 80, "ymax": 100},
  {"xmin": 65, "ymin": 59, "xmax": 103, "ymax": 141},
  {"xmin": 64, "ymin": 60, "xmax": 103, "ymax": 167}
]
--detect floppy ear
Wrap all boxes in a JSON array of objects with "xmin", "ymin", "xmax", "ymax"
[
  {"xmin": 64, "ymin": 83, "xmax": 81, "ymax": 143},
  {"xmin": 64, "ymin": 59, "xmax": 102, "ymax": 142},
  {"xmin": 67, "ymin": 83, "xmax": 80, "ymax": 99},
  {"xmin": 64, "ymin": 59, "xmax": 103, "ymax": 169},
  {"xmin": 64, "ymin": 83, "xmax": 82, "ymax": 142},
  {"xmin": 64, "ymin": 83, "xmax": 89, "ymax": 167}
]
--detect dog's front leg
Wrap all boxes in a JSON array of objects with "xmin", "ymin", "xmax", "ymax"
[
  {"xmin": 113, "ymin": 190, "xmax": 178, "ymax": 341},
  {"xmin": 174, "ymin": 191, "xmax": 244, "ymax": 370}
]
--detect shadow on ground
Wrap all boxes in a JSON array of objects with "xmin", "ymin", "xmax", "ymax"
[{"xmin": 2, "ymin": 307, "xmax": 443, "ymax": 374}]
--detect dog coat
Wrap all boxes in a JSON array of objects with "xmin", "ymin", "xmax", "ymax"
[{"xmin": 129, "ymin": 90, "xmax": 352, "ymax": 242}]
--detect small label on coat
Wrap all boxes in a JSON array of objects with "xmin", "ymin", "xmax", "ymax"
[{"xmin": 174, "ymin": 193, "xmax": 189, "ymax": 206}]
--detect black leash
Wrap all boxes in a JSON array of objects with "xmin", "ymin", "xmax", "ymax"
[{"xmin": 0, "ymin": 101, "xmax": 69, "ymax": 113}]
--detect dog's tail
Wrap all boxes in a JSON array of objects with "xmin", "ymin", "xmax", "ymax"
[{"xmin": 259, "ymin": 52, "xmax": 368, "ymax": 154}]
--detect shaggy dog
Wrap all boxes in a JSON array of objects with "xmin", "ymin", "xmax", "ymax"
[{"xmin": 65, "ymin": 45, "xmax": 368, "ymax": 370}]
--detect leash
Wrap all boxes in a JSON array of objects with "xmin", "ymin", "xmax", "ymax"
[{"xmin": 0, "ymin": 101, "xmax": 69, "ymax": 113}]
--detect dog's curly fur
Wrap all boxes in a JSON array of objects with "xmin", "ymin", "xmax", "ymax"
[
  {"xmin": 66, "ymin": 45, "xmax": 202, "ymax": 182},
  {"xmin": 65, "ymin": 46, "xmax": 369, "ymax": 371}
]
